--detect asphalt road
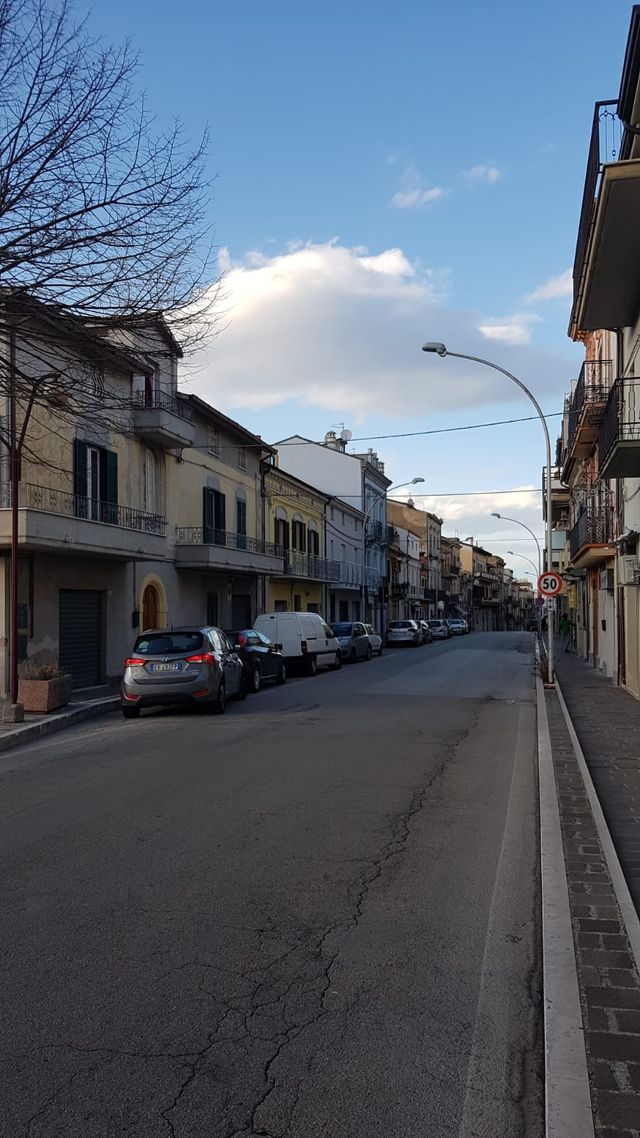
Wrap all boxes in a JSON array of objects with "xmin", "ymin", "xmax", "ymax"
[{"xmin": 0, "ymin": 632, "xmax": 542, "ymax": 1138}]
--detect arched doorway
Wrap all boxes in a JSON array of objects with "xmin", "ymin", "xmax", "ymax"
[{"xmin": 142, "ymin": 583, "xmax": 160, "ymax": 630}]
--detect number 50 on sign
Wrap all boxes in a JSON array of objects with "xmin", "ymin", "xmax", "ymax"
[{"xmin": 537, "ymin": 571, "xmax": 563, "ymax": 597}]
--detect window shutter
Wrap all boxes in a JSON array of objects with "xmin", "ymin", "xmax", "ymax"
[
  {"xmin": 105, "ymin": 450, "xmax": 118, "ymax": 524},
  {"xmin": 73, "ymin": 439, "xmax": 88, "ymax": 517},
  {"xmin": 203, "ymin": 487, "xmax": 215, "ymax": 542},
  {"xmin": 236, "ymin": 499, "xmax": 247, "ymax": 535},
  {"xmin": 214, "ymin": 491, "xmax": 226, "ymax": 538}
]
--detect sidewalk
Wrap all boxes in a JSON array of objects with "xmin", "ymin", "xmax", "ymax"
[
  {"xmin": 543, "ymin": 646, "xmax": 640, "ymax": 1136},
  {"xmin": 0, "ymin": 686, "xmax": 119, "ymax": 754}
]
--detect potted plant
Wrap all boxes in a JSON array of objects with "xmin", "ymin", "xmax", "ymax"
[{"xmin": 17, "ymin": 659, "xmax": 73, "ymax": 714}]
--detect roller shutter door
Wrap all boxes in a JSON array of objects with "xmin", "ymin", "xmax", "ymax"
[{"xmin": 59, "ymin": 589, "xmax": 104, "ymax": 688}]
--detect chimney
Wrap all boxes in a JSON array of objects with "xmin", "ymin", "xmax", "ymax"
[{"xmin": 324, "ymin": 430, "xmax": 345, "ymax": 452}]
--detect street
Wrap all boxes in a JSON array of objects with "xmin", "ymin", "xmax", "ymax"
[{"xmin": 0, "ymin": 633, "xmax": 542, "ymax": 1138}]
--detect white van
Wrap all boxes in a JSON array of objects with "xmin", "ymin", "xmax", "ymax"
[{"xmin": 254, "ymin": 612, "xmax": 341, "ymax": 675}]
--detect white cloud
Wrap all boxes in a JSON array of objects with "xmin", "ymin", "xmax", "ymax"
[
  {"xmin": 524, "ymin": 269, "xmax": 573, "ymax": 303},
  {"xmin": 389, "ymin": 165, "xmax": 445, "ymax": 210},
  {"xmin": 478, "ymin": 312, "xmax": 542, "ymax": 346},
  {"xmin": 390, "ymin": 187, "xmax": 444, "ymax": 209},
  {"xmin": 190, "ymin": 240, "xmax": 572, "ymax": 419},
  {"xmin": 463, "ymin": 165, "xmax": 502, "ymax": 183}
]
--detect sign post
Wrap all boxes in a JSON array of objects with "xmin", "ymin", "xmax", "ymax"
[{"xmin": 537, "ymin": 572, "xmax": 563, "ymax": 684}]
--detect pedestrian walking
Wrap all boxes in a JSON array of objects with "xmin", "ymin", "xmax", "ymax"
[{"xmin": 559, "ymin": 613, "xmax": 571, "ymax": 652}]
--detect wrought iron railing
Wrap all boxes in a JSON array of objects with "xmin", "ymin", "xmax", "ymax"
[
  {"xmin": 134, "ymin": 391, "xmax": 193, "ymax": 422},
  {"xmin": 1, "ymin": 482, "xmax": 166, "ymax": 534},
  {"xmin": 566, "ymin": 359, "xmax": 613, "ymax": 458},
  {"xmin": 569, "ymin": 503, "xmax": 613, "ymax": 560},
  {"xmin": 573, "ymin": 101, "xmax": 622, "ymax": 306},
  {"xmin": 284, "ymin": 551, "xmax": 341, "ymax": 581},
  {"xmin": 390, "ymin": 579, "xmax": 408, "ymax": 596},
  {"xmin": 598, "ymin": 377, "xmax": 640, "ymax": 469},
  {"xmin": 175, "ymin": 527, "xmax": 282, "ymax": 557}
]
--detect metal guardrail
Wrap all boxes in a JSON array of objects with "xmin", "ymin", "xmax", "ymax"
[
  {"xmin": 284, "ymin": 552, "xmax": 341, "ymax": 581},
  {"xmin": 134, "ymin": 391, "xmax": 193, "ymax": 423},
  {"xmin": 566, "ymin": 360, "xmax": 612, "ymax": 458},
  {"xmin": 569, "ymin": 504, "xmax": 612, "ymax": 560},
  {"xmin": 573, "ymin": 101, "xmax": 621, "ymax": 306},
  {"xmin": 599, "ymin": 377, "xmax": 640, "ymax": 468},
  {"xmin": 175, "ymin": 527, "xmax": 282, "ymax": 557},
  {"xmin": 2, "ymin": 482, "xmax": 166, "ymax": 534}
]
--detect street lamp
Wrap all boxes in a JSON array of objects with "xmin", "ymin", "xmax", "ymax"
[
  {"xmin": 491, "ymin": 512, "xmax": 542, "ymax": 576},
  {"xmin": 362, "ymin": 477, "xmax": 424, "ymax": 627},
  {"xmin": 422, "ymin": 342, "xmax": 554, "ymax": 683},
  {"xmin": 507, "ymin": 551, "xmax": 539, "ymax": 576}
]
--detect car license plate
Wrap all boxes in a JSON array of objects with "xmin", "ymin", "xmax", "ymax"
[{"xmin": 151, "ymin": 662, "xmax": 181, "ymax": 673}]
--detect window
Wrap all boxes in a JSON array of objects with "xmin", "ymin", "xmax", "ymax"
[
  {"xmin": 208, "ymin": 428, "xmax": 220, "ymax": 457},
  {"xmin": 236, "ymin": 498, "xmax": 247, "ymax": 549},
  {"xmin": 203, "ymin": 487, "xmax": 226, "ymax": 543},
  {"xmin": 73, "ymin": 438, "xmax": 118, "ymax": 524},
  {"xmin": 308, "ymin": 527, "xmax": 320, "ymax": 556},
  {"xmin": 292, "ymin": 519, "xmax": 306, "ymax": 552},
  {"xmin": 237, "ymin": 447, "xmax": 247, "ymax": 470},
  {"xmin": 307, "ymin": 603, "xmax": 319, "ymax": 613},
  {"xmin": 274, "ymin": 600, "xmax": 288, "ymax": 612},
  {"xmin": 293, "ymin": 594, "xmax": 302, "ymax": 610},
  {"xmin": 274, "ymin": 516, "xmax": 289, "ymax": 550},
  {"xmin": 339, "ymin": 600, "xmax": 349, "ymax": 621}
]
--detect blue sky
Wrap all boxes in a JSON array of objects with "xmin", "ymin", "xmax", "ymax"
[{"xmin": 88, "ymin": 0, "xmax": 632, "ymax": 575}]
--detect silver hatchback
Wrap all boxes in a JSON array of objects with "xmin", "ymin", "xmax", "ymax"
[{"xmin": 121, "ymin": 626, "xmax": 246, "ymax": 718}]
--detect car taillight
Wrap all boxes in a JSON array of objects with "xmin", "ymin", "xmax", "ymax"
[
  {"xmin": 301, "ymin": 640, "xmax": 307, "ymax": 654},
  {"xmin": 185, "ymin": 652, "xmax": 217, "ymax": 666},
  {"xmin": 236, "ymin": 633, "xmax": 247, "ymax": 648},
  {"xmin": 125, "ymin": 657, "xmax": 146, "ymax": 667}
]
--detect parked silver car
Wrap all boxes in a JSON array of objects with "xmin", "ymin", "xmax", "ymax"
[
  {"xmin": 364, "ymin": 623, "xmax": 383, "ymax": 656},
  {"xmin": 427, "ymin": 618, "xmax": 451, "ymax": 641},
  {"xmin": 332, "ymin": 621, "xmax": 373, "ymax": 663},
  {"xmin": 447, "ymin": 618, "xmax": 469, "ymax": 636},
  {"xmin": 385, "ymin": 619, "xmax": 421, "ymax": 647},
  {"xmin": 121, "ymin": 626, "xmax": 246, "ymax": 718}
]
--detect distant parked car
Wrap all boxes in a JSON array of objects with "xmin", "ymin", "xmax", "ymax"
[
  {"xmin": 427, "ymin": 619, "xmax": 451, "ymax": 641},
  {"xmin": 364, "ymin": 624, "xmax": 383, "ymax": 656},
  {"xmin": 254, "ymin": 612, "xmax": 341, "ymax": 675},
  {"xmin": 446, "ymin": 619, "xmax": 468, "ymax": 636},
  {"xmin": 418, "ymin": 620, "xmax": 433, "ymax": 644},
  {"xmin": 332, "ymin": 621, "xmax": 372, "ymax": 663},
  {"xmin": 121, "ymin": 626, "xmax": 246, "ymax": 718},
  {"xmin": 225, "ymin": 628, "xmax": 287, "ymax": 692},
  {"xmin": 386, "ymin": 619, "xmax": 421, "ymax": 647}
]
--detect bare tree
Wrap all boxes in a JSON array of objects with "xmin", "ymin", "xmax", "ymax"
[{"xmin": 0, "ymin": 0, "xmax": 216, "ymax": 336}]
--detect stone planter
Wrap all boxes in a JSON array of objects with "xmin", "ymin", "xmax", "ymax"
[{"xmin": 18, "ymin": 674, "xmax": 73, "ymax": 714}]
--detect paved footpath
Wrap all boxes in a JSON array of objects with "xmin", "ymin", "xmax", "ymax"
[{"xmin": 547, "ymin": 649, "xmax": 640, "ymax": 1137}]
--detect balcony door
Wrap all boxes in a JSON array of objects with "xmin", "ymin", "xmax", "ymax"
[{"xmin": 74, "ymin": 439, "xmax": 118, "ymax": 524}]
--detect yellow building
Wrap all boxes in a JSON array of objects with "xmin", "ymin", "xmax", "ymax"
[{"xmin": 263, "ymin": 467, "xmax": 334, "ymax": 614}]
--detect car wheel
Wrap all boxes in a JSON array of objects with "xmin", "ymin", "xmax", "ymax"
[
  {"xmin": 236, "ymin": 674, "xmax": 248, "ymax": 701},
  {"xmin": 306, "ymin": 655, "xmax": 318, "ymax": 676},
  {"xmin": 366, "ymin": 644, "xmax": 373, "ymax": 660},
  {"xmin": 412, "ymin": 638, "xmax": 420, "ymax": 647},
  {"xmin": 378, "ymin": 646, "xmax": 383, "ymax": 656},
  {"xmin": 122, "ymin": 705, "xmax": 140, "ymax": 719},
  {"xmin": 211, "ymin": 682, "xmax": 226, "ymax": 715},
  {"xmin": 350, "ymin": 648, "xmax": 357, "ymax": 664},
  {"xmin": 330, "ymin": 653, "xmax": 342, "ymax": 671},
  {"xmin": 250, "ymin": 666, "xmax": 261, "ymax": 693},
  {"xmin": 276, "ymin": 662, "xmax": 287, "ymax": 684}
]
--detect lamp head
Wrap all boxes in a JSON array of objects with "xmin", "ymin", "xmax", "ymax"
[
  {"xmin": 491, "ymin": 512, "xmax": 501, "ymax": 519},
  {"xmin": 421, "ymin": 342, "xmax": 447, "ymax": 357},
  {"xmin": 411, "ymin": 477, "xmax": 425, "ymax": 484}
]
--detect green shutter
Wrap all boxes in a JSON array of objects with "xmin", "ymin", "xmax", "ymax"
[
  {"xmin": 236, "ymin": 499, "xmax": 247, "ymax": 535},
  {"xmin": 214, "ymin": 491, "xmax": 226, "ymax": 538},
  {"xmin": 73, "ymin": 439, "xmax": 88, "ymax": 516},
  {"xmin": 106, "ymin": 450, "xmax": 118, "ymax": 523},
  {"xmin": 203, "ymin": 487, "xmax": 214, "ymax": 542}
]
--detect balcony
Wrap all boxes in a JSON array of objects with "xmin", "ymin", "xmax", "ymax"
[
  {"xmin": 542, "ymin": 465, "xmax": 570, "ymax": 526},
  {"xmin": 563, "ymin": 361, "xmax": 613, "ymax": 475},
  {"xmin": 390, "ymin": 579, "xmax": 408, "ymax": 597},
  {"xmin": 133, "ymin": 392, "xmax": 195, "ymax": 449},
  {"xmin": 366, "ymin": 519, "xmax": 385, "ymax": 545},
  {"xmin": 598, "ymin": 377, "xmax": 640, "ymax": 478},
  {"xmin": 175, "ymin": 528, "xmax": 284, "ymax": 574},
  {"xmin": 569, "ymin": 504, "xmax": 616, "ymax": 568},
  {"xmin": 284, "ymin": 551, "xmax": 341, "ymax": 582},
  {"xmin": 572, "ymin": 101, "xmax": 640, "ymax": 333},
  {"xmin": 0, "ymin": 482, "xmax": 167, "ymax": 559}
]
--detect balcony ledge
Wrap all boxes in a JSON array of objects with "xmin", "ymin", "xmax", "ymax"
[
  {"xmin": 570, "ymin": 543, "xmax": 617, "ymax": 570},
  {"xmin": 575, "ymin": 160, "xmax": 640, "ymax": 332}
]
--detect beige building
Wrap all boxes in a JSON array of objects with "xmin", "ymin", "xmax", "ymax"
[{"xmin": 0, "ymin": 299, "xmax": 282, "ymax": 692}]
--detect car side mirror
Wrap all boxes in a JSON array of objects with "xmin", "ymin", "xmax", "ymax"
[{"xmin": 274, "ymin": 643, "xmax": 283, "ymax": 651}]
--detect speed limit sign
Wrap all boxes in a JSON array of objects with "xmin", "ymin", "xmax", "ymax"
[{"xmin": 537, "ymin": 571, "xmax": 563, "ymax": 597}]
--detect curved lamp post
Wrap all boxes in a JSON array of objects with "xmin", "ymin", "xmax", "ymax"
[
  {"xmin": 491, "ymin": 512, "xmax": 542, "ymax": 576},
  {"xmin": 422, "ymin": 342, "xmax": 554, "ymax": 682},
  {"xmin": 362, "ymin": 478, "xmax": 424, "ymax": 626},
  {"xmin": 507, "ymin": 550, "xmax": 539, "ymax": 576}
]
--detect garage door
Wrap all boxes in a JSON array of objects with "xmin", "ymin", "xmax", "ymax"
[{"xmin": 59, "ymin": 589, "xmax": 104, "ymax": 688}]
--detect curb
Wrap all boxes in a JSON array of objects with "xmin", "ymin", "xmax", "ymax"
[
  {"xmin": 0, "ymin": 697, "xmax": 119, "ymax": 754},
  {"xmin": 536, "ymin": 672, "xmax": 595, "ymax": 1138},
  {"xmin": 554, "ymin": 675, "xmax": 640, "ymax": 976}
]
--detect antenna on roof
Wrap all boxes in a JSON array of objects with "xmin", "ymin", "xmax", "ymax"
[{"xmin": 340, "ymin": 429, "xmax": 352, "ymax": 443}]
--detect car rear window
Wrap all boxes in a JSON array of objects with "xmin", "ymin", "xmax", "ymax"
[
  {"xmin": 427, "ymin": 620, "xmax": 442, "ymax": 628},
  {"xmin": 389, "ymin": 621, "xmax": 412, "ymax": 628},
  {"xmin": 135, "ymin": 631, "xmax": 205, "ymax": 655},
  {"xmin": 332, "ymin": 623, "xmax": 353, "ymax": 635}
]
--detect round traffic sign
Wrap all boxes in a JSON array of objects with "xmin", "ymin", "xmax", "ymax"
[{"xmin": 537, "ymin": 571, "xmax": 563, "ymax": 597}]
